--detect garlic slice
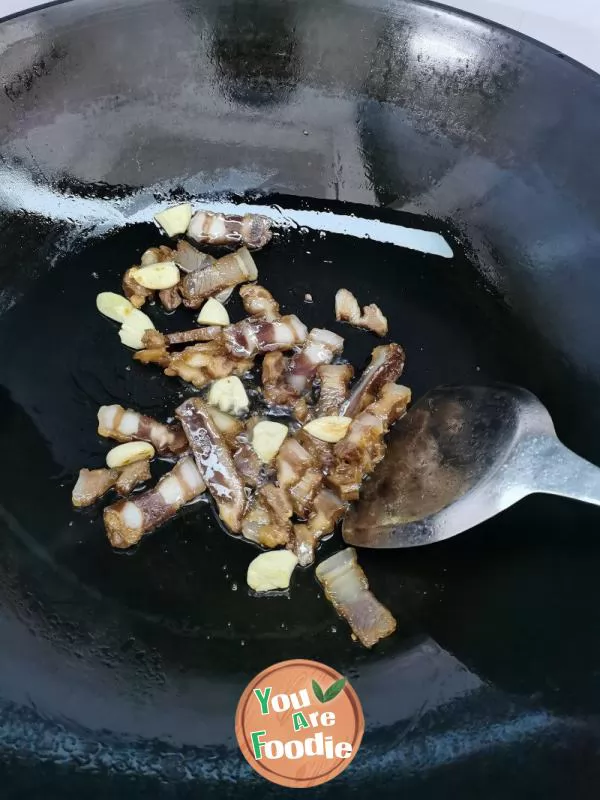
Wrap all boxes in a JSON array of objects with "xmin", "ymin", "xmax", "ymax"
[
  {"xmin": 197, "ymin": 297, "xmax": 230, "ymax": 326},
  {"xmin": 130, "ymin": 261, "xmax": 180, "ymax": 290},
  {"xmin": 251, "ymin": 420, "xmax": 288, "ymax": 463},
  {"xmin": 154, "ymin": 203, "xmax": 192, "ymax": 237},
  {"xmin": 207, "ymin": 376, "xmax": 249, "ymax": 416},
  {"xmin": 106, "ymin": 441, "xmax": 155, "ymax": 468},
  {"xmin": 96, "ymin": 292, "xmax": 136, "ymax": 324},
  {"xmin": 303, "ymin": 415, "xmax": 352, "ymax": 443},
  {"xmin": 247, "ymin": 550, "xmax": 298, "ymax": 592}
]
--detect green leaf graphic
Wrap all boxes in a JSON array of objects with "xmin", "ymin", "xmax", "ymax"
[
  {"xmin": 312, "ymin": 679, "xmax": 325, "ymax": 703},
  {"xmin": 323, "ymin": 678, "xmax": 346, "ymax": 702}
]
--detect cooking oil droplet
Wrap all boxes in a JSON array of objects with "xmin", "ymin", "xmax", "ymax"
[
  {"xmin": 330, "ymin": 625, "xmax": 337, "ymax": 634},
  {"xmin": 231, "ymin": 582, "xmax": 238, "ymax": 591}
]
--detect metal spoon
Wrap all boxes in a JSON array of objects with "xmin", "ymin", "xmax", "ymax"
[{"xmin": 342, "ymin": 384, "xmax": 600, "ymax": 549}]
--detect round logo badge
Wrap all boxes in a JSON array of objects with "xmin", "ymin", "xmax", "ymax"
[{"xmin": 235, "ymin": 659, "xmax": 364, "ymax": 788}]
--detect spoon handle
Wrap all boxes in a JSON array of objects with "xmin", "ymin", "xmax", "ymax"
[{"xmin": 530, "ymin": 438, "xmax": 600, "ymax": 507}]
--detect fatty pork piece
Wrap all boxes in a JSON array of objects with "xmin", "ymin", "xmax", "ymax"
[
  {"xmin": 141, "ymin": 326, "xmax": 223, "ymax": 349},
  {"xmin": 262, "ymin": 352, "xmax": 296, "ymax": 406},
  {"xmin": 103, "ymin": 456, "xmax": 205, "ymax": 548},
  {"xmin": 341, "ymin": 343, "xmax": 405, "ymax": 417},
  {"xmin": 285, "ymin": 328, "xmax": 344, "ymax": 396},
  {"xmin": 187, "ymin": 210, "xmax": 272, "ymax": 250},
  {"xmin": 239, "ymin": 284, "xmax": 280, "ymax": 321},
  {"xmin": 176, "ymin": 398, "xmax": 247, "ymax": 533},
  {"xmin": 72, "ymin": 461, "xmax": 152, "ymax": 508},
  {"xmin": 154, "ymin": 340, "xmax": 253, "ymax": 390},
  {"xmin": 72, "ymin": 468, "xmax": 119, "ymax": 507},
  {"xmin": 179, "ymin": 247, "xmax": 257, "ymax": 308},
  {"xmin": 241, "ymin": 484, "xmax": 293, "ymax": 547},
  {"xmin": 173, "ymin": 239, "xmax": 216, "ymax": 274},
  {"xmin": 328, "ymin": 383, "xmax": 412, "ymax": 501},
  {"xmin": 315, "ymin": 364, "xmax": 354, "ymax": 416},
  {"xmin": 97, "ymin": 404, "xmax": 188, "ymax": 456},
  {"xmin": 288, "ymin": 489, "xmax": 347, "ymax": 566},
  {"xmin": 335, "ymin": 288, "xmax": 388, "ymax": 337},
  {"xmin": 223, "ymin": 315, "xmax": 307, "ymax": 359},
  {"xmin": 315, "ymin": 548, "xmax": 397, "ymax": 648}
]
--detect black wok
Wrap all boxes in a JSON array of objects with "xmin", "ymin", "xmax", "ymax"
[{"xmin": 1, "ymin": 0, "xmax": 600, "ymax": 797}]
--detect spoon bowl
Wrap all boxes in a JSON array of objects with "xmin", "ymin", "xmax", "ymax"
[{"xmin": 342, "ymin": 385, "xmax": 600, "ymax": 548}]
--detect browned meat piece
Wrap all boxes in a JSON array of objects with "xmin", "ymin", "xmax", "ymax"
[
  {"xmin": 276, "ymin": 437, "xmax": 313, "ymax": 490},
  {"xmin": 176, "ymin": 398, "xmax": 246, "ymax": 532},
  {"xmin": 173, "ymin": 239, "xmax": 216, "ymax": 273},
  {"xmin": 288, "ymin": 467, "xmax": 323, "ymax": 518},
  {"xmin": 328, "ymin": 383, "xmax": 411, "ymax": 500},
  {"xmin": 179, "ymin": 248, "xmax": 257, "ymax": 308},
  {"xmin": 334, "ymin": 288, "xmax": 361, "ymax": 324},
  {"xmin": 141, "ymin": 330, "xmax": 168, "ymax": 349},
  {"xmin": 262, "ymin": 352, "xmax": 297, "ymax": 406},
  {"xmin": 315, "ymin": 364, "xmax": 354, "ymax": 416},
  {"xmin": 233, "ymin": 437, "xmax": 264, "ymax": 488},
  {"xmin": 292, "ymin": 397, "xmax": 311, "ymax": 423},
  {"xmin": 103, "ymin": 456, "xmax": 206, "ymax": 549},
  {"xmin": 72, "ymin": 467, "xmax": 119, "ymax": 507},
  {"xmin": 295, "ymin": 429, "xmax": 335, "ymax": 473},
  {"xmin": 141, "ymin": 245, "xmax": 175, "ymax": 265},
  {"xmin": 164, "ymin": 340, "xmax": 253, "ymax": 389},
  {"xmin": 285, "ymin": 328, "xmax": 344, "ymax": 396},
  {"xmin": 239, "ymin": 284, "xmax": 280, "ymax": 320},
  {"xmin": 187, "ymin": 211, "xmax": 272, "ymax": 250},
  {"xmin": 288, "ymin": 490, "xmax": 347, "ymax": 566},
  {"xmin": 359, "ymin": 304, "xmax": 388, "ymax": 337},
  {"xmin": 316, "ymin": 548, "xmax": 397, "ymax": 647},
  {"xmin": 241, "ymin": 484, "xmax": 293, "ymax": 547},
  {"xmin": 133, "ymin": 347, "xmax": 171, "ymax": 367},
  {"xmin": 335, "ymin": 289, "xmax": 388, "ymax": 337},
  {"xmin": 341, "ymin": 343, "xmax": 405, "ymax": 417},
  {"xmin": 141, "ymin": 327, "xmax": 223, "ymax": 350},
  {"xmin": 114, "ymin": 460, "xmax": 151, "ymax": 496},
  {"xmin": 158, "ymin": 286, "xmax": 182, "ymax": 311},
  {"xmin": 123, "ymin": 267, "xmax": 153, "ymax": 308},
  {"xmin": 97, "ymin": 404, "xmax": 188, "ymax": 456},
  {"xmin": 223, "ymin": 315, "xmax": 307, "ymax": 359}
]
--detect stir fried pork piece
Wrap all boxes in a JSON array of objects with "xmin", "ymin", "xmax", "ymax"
[
  {"xmin": 158, "ymin": 286, "xmax": 182, "ymax": 311},
  {"xmin": 285, "ymin": 329, "xmax": 344, "ymax": 396},
  {"xmin": 291, "ymin": 397, "xmax": 311, "ymax": 424},
  {"xmin": 187, "ymin": 211, "xmax": 272, "ymax": 250},
  {"xmin": 288, "ymin": 468, "xmax": 323, "ymax": 518},
  {"xmin": 341, "ymin": 343, "xmax": 405, "ymax": 417},
  {"xmin": 262, "ymin": 352, "xmax": 296, "ymax": 406},
  {"xmin": 276, "ymin": 438, "xmax": 313, "ymax": 491},
  {"xmin": 223, "ymin": 315, "xmax": 307, "ymax": 359},
  {"xmin": 335, "ymin": 289, "xmax": 388, "ymax": 337},
  {"xmin": 241, "ymin": 484, "xmax": 293, "ymax": 547},
  {"xmin": 173, "ymin": 239, "xmax": 216, "ymax": 274},
  {"xmin": 163, "ymin": 340, "xmax": 253, "ymax": 389},
  {"xmin": 179, "ymin": 248, "xmax": 257, "ymax": 308},
  {"xmin": 103, "ymin": 456, "xmax": 205, "ymax": 548},
  {"xmin": 328, "ymin": 383, "xmax": 411, "ymax": 501},
  {"xmin": 288, "ymin": 489, "xmax": 347, "ymax": 566},
  {"xmin": 335, "ymin": 288, "xmax": 361, "ymax": 324},
  {"xmin": 97, "ymin": 405, "xmax": 188, "ymax": 456},
  {"xmin": 239, "ymin": 284, "xmax": 280, "ymax": 321},
  {"xmin": 295, "ymin": 429, "xmax": 335, "ymax": 473},
  {"xmin": 316, "ymin": 548, "xmax": 397, "ymax": 647},
  {"xmin": 133, "ymin": 347, "xmax": 171, "ymax": 367},
  {"xmin": 141, "ymin": 326, "xmax": 223, "ymax": 350},
  {"xmin": 72, "ymin": 468, "xmax": 119, "ymax": 507},
  {"xmin": 231, "ymin": 416, "xmax": 269, "ymax": 488},
  {"xmin": 315, "ymin": 364, "xmax": 354, "ymax": 416},
  {"xmin": 114, "ymin": 460, "xmax": 151, "ymax": 495},
  {"xmin": 176, "ymin": 398, "xmax": 247, "ymax": 532},
  {"xmin": 359, "ymin": 304, "xmax": 388, "ymax": 337}
]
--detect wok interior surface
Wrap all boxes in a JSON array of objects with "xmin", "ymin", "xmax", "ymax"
[{"xmin": 1, "ymin": 0, "xmax": 600, "ymax": 796}]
